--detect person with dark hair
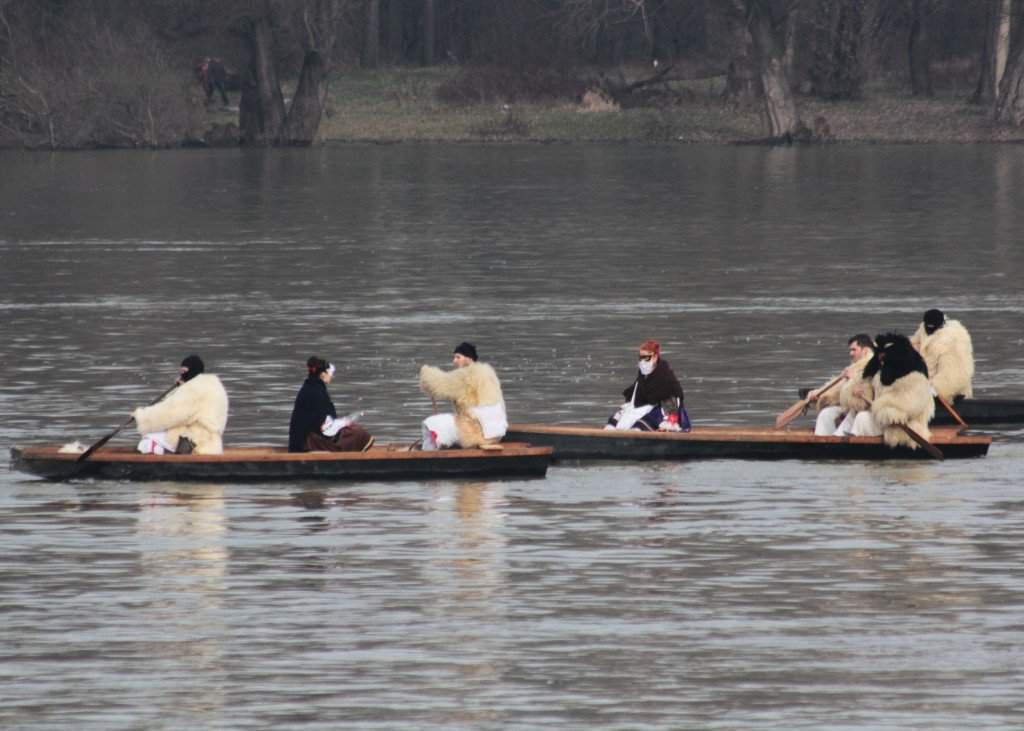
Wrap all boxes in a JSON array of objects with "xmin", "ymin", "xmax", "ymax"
[
  {"xmin": 910, "ymin": 308, "xmax": 975, "ymax": 401},
  {"xmin": 605, "ymin": 340, "xmax": 688, "ymax": 432},
  {"xmin": 134, "ymin": 354, "xmax": 229, "ymax": 454},
  {"xmin": 288, "ymin": 357, "xmax": 373, "ymax": 453},
  {"xmin": 810, "ymin": 333, "xmax": 875, "ymax": 436},
  {"xmin": 419, "ymin": 342, "xmax": 507, "ymax": 449},
  {"xmin": 850, "ymin": 333, "xmax": 935, "ymax": 449},
  {"xmin": 197, "ymin": 56, "xmax": 230, "ymax": 106}
]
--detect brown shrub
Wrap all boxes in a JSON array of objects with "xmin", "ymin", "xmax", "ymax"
[{"xmin": 437, "ymin": 66, "xmax": 585, "ymax": 106}]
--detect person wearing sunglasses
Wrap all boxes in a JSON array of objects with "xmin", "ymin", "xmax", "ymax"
[{"xmin": 605, "ymin": 340, "xmax": 689, "ymax": 432}]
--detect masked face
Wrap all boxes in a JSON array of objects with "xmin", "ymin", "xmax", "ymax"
[{"xmin": 638, "ymin": 352, "xmax": 657, "ymax": 376}]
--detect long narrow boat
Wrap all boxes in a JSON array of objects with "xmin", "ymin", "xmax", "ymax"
[
  {"xmin": 504, "ymin": 424, "xmax": 991, "ymax": 461},
  {"xmin": 9, "ymin": 443, "xmax": 553, "ymax": 482},
  {"xmin": 796, "ymin": 390, "xmax": 1024, "ymax": 426}
]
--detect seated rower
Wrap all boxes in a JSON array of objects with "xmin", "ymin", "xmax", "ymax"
[
  {"xmin": 606, "ymin": 340, "xmax": 689, "ymax": 432},
  {"xmin": 419, "ymin": 342, "xmax": 507, "ymax": 450},
  {"xmin": 134, "ymin": 354, "xmax": 229, "ymax": 455},
  {"xmin": 850, "ymin": 333, "xmax": 935, "ymax": 449},
  {"xmin": 910, "ymin": 308, "xmax": 974, "ymax": 402},
  {"xmin": 288, "ymin": 356, "xmax": 373, "ymax": 453},
  {"xmin": 811, "ymin": 333, "xmax": 874, "ymax": 436}
]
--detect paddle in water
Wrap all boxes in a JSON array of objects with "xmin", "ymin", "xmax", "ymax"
[
  {"xmin": 935, "ymin": 393, "xmax": 969, "ymax": 432},
  {"xmin": 77, "ymin": 382, "xmax": 179, "ymax": 463},
  {"xmin": 775, "ymin": 374, "xmax": 845, "ymax": 429}
]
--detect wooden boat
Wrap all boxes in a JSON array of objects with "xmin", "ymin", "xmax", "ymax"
[
  {"xmin": 797, "ymin": 389, "xmax": 1024, "ymax": 426},
  {"xmin": 9, "ymin": 443, "xmax": 553, "ymax": 482},
  {"xmin": 504, "ymin": 424, "xmax": 991, "ymax": 461}
]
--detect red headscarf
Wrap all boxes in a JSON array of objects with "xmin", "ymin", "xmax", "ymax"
[{"xmin": 639, "ymin": 340, "xmax": 661, "ymax": 356}]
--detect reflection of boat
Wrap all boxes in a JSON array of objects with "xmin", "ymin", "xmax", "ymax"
[
  {"xmin": 504, "ymin": 424, "xmax": 990, "ymax": 461},
  {"xmin": 9, "ymin": 443, "xmax": 553, "ymax": 481},
  {"xmin": 796, "ymin": 389, "xmax": 1024, "ymax": 426}
]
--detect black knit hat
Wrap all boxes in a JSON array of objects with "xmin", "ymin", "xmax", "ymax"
[
  {"xmin": 453, "ymin": 342, "xmax": 478, "ymax": 361},
  {"xmin": 923, "ymin": 309, "xmax": 945, "ymax": 334},
  {"xmin": 180, "ymin": 354, "xmax": 205, "ymax": 382}
]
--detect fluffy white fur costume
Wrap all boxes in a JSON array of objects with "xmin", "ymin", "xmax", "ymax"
[
  {"xmin": 838, "ymin": 353, "xmax": 875, "ymax": 413},
  {"xmin": 419, "ymin": 362, "xmax": 506, "ymax": 448},
  {"xmin": 133, "ymin": 373, "xmax": 229, "ymax": 455},
  {"xmin": 869, "ymin": 370, "xmax": 935, "ymax": 450},
  {"xmin": 910, "ymin": 319, "xmax": 974, "ymax": 401}
]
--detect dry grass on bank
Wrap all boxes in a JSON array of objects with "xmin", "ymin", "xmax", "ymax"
[{"xmin": 314, "ymin": 66, "xmax": 1024, "ymax": 145}]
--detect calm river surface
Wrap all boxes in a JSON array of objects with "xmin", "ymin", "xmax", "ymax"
[{"xmin": 2, "ymin": 144, "xmax": 1024, "ymax": 730}]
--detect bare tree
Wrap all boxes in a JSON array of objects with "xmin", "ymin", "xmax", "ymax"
[
  {"xmin": 974, "ymin": 0, "xmax": 1012, "ymax": 104},
  {"xmin": 364, "ymin": 0, "xmax": 380, "ymax": 68},
  {"xmin": 236, "ymin": 0, "xmax": 347, "ymax": 146},
  {"xmin": 744, "ymin": 0, "xmax": 804, "ymax": 139},
  {"xmin": 907, "ymin": 0, "xmax": 934, "ymax": 96}
]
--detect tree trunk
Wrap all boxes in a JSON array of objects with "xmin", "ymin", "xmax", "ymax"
[
  {"xmin": 387, "ymin": 0, "xmax": 403, "ymax": 63},
  {"xmin": 996, "ymin": 37, "xmax": 1024, "ymax": 125},
  {"xmin": 282, "ymin": 50, "xmax": 327, "ymax": 145},
  {"xmin": 974, "ymin": 0, "xmax": 1012, "ymax": 104},
  {"xmin": 423, "ymin": 0, "xmax": 435, "ymax": 65},
  {"xmin": 908, "ymin": 0, "xmax": 933, "ymax": 97},
  {"xmin": 725, "ymin": 23, "xmax": 761, "ymax": 105},
  {"xmin": 240, "ymin": 13, "xmax": 287, "ymax": 144},
  {"xmin": 746, "ymin": 0, "xmax": 803, "ymax": 139},
  {"xmin": 364, "ymin": 0, "xmax": 380, "ymax": 68}
]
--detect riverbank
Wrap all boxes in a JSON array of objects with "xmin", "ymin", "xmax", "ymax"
[{"xmin": 282, "ymin": 66, "xmax": 1024, "ymax": 145}]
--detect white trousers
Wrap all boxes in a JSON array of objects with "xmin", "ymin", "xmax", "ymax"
[
  {"xmin": 422, "ymin": 414, "xmax": 460, "ymax": 450},
  {"xmin": 815, "ymin": 407, "xmax": 858, "ymax": 437},
  {"xmin": 851, "ymin": 411, "xmax": 883, "ymax": 437},
  {"xmin": 137, "ymin": 431, "xmax": 175, "ymax": 455}
]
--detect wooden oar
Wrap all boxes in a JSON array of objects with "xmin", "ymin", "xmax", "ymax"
[
  {"xmin": 775, "ymin": 374, "xmax": 844, "ymax": 429},
  {"xmin": 77, "ymin": 383, "xmax": 178, "ymax": 463},
  {"xmin": 935, "ymin": 393, "xmax": 969, "ymax": 431}
]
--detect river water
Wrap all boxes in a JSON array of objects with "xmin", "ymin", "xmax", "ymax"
[{"xmin": 2, "ymin": 144, "xmax": 1023, "ymax": 730}]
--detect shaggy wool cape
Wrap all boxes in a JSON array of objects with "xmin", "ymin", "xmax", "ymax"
[
  {"xmin": 815, "ymin": 350, "xmax": 873, "ymax": 411},
  {"xmin": 863, "ymin": 334, "xmax": 935, "ymax": 449},
  {"xmin": 419, "ymin": 362, "xmax": 505, "ymax": 448},
  {"xmin": 133, "ymin": 373, "xmax": 229, "ymax": 455},
  {"xmin": 910, "ymin": 318, "xmax": 975, "ymax": 401},
  {"xmin": 838, "ymin": 351, "xmax": 875, "ymax": 413}
]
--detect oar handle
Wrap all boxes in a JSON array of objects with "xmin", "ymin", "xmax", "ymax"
[
  {"xmin": 77, "ymin": 382, "xmax": 179, "ymax": 463},
  {"xmin": 775, "ymin": 373, "xmax": 845, "ymax": 429},
  {"xmin": 936, "ymin": 393, "xmax": 968, "ymax": 430}
]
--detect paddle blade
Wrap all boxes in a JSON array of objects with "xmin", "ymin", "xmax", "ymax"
[
  {"xmin": 775, "ymin": 399, "xmax": 809, "ymax": 429},
  {"xmin": 898, "ymin": 424, "xmax": 943, "ymax": 460},
  {"xmin": 77, "ymin": 431, "xmax": 115, "ymax": 462}
]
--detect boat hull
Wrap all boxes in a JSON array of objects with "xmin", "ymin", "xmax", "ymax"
[
  {"xmin": 9, "ymin": 444, "xmax": 553, "ymax": 482},
  {"xmin": 505, "ymin": 424, "xmax": 990, "ymax": 461},
  {"xmin": 796, "ymin": 392, "xmax": 1024, "ymax": 426}
]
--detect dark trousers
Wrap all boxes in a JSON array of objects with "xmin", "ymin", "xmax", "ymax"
[{"xmin": 305, "ymin": 425, "xmax": 373, "ymax": 452}]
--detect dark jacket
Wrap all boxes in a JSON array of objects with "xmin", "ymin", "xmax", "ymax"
[
  {"xmin": 624, "ymin": 358, "xmax": 685, "ymax": 410},
  {"xmin": 288, "ymin": 376, "xmax": 336, "ymax": 452}
]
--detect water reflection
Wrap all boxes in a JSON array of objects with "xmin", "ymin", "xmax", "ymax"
[{"xmin": 137, "ymin": 485, "xmax": 227, "ymax": 724}]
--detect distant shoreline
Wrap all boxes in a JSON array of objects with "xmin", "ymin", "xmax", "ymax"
[{"xmin": 6, "ymin": 67, "xmax": 1024, "ymax": 150}]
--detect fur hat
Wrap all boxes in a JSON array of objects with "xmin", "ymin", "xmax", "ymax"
[
  {"xmin": 923, "ymin": 308, "xmax": 945, "ymax": 335},
  {"xmin": 863, "ymin": 333, "xmax": 928, "ymax": 385},
  {"xmin": 180, "ymin": 354, "xmax": 205, "ymax": 382},
  {"xmin": 454, "ymin": 342, "xmax": 478, "ymax": 361}
]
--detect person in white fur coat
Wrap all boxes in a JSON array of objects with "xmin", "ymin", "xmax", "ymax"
[
  {"xmin": 133, "ymin": 355, "xmax": 229, "ymax": 455},
  {"xmin": 909, "ymin": 308, "xmax": 974, "ymax": 401},
  {"xmin": 419, "ymin": 342, "xmax": 507, "ymax": 450},
  {"xmin": 851, "ymin": 334, "xmax": 935, "ymax": 450}
]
